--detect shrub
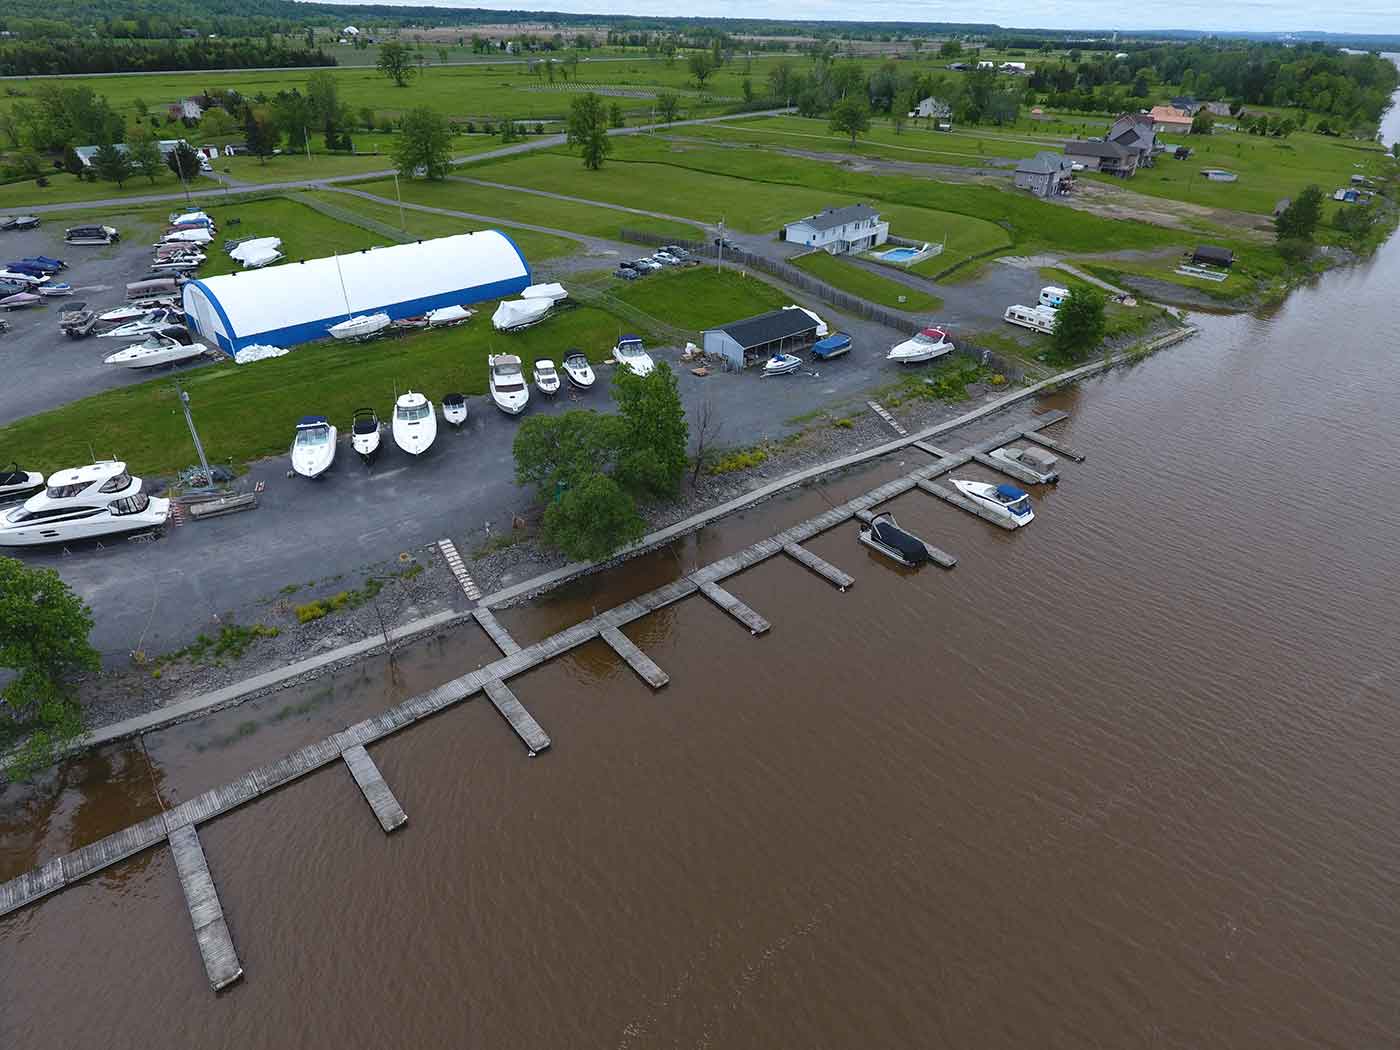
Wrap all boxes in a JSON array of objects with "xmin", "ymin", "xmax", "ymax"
[
  {"xmin": 709, "ymin": 447, "xmax": 768, "ymax": 474},
  {"xmin": 1275, "ymin": 237, "xmax": 1312, "ymax": 265}
]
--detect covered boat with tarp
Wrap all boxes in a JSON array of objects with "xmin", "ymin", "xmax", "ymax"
[{"xmin": 858, "ymin": 512, "xmax": 931, "ymax": 567}]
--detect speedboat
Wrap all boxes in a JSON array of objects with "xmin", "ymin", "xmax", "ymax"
[
  {"xmin": 762, "ymin": 353, "xmax": 802, "ymax": 376},
  {"xmin": 290, "ymin": 416, "xmax": 338, "ymax": 479},
  {"xmin": 98, "ymin": 309, "xmax": 185, "ymax": 339},
  {"xmin": 99, "ymin": 298, "xmax": 177, "ymax": 324},
  {"xmin": 426, "ymin": 304, "xmax": 472, "ymax": 327},
  {"xmin": 37, "ymin": 283, "xmax": 73, "ymax": 297},
  {"xmin": 887, "ymin": 327, "xmax": 953, "ymax": 364},
  {"xmin": 0, "ymin": 462, "xmax": 44, "ymax": 503},
  {"xmin": 491, "ymin": 298, "xmax": 551, "ymax": 331},
  {"xmin": 5, "ymin": 261, "xmax": 52, "ymax": 278},
  {"xmin": 562, "ymin": 350, "xmax": 595, "ymax": 389},
  {"xmin": 160, "ymin": 228, "xmax": 213, "ymax": 245},
  {"xmin": 391, "ymin": 315, "xmax": 430, "ymax": 332},
  {"xmin": 858, "ymin": 512, "xmax": 931, "ymax": 567},
  {"xmin": 488, "ymin": 354, "xmax": 530, "ymax": 415},
  {"xmin": 170, "ymin": 211, "xmax": 212, "ymax": 226},
  {"xmin": 350, "ymin": 407, "xmax": 382, "ymax": 461},
  {"xmin": 392, "ymin": 391, "xmax": 437, "ymax": 455},
  {"xmin": 613, "ymin": 335, "xmax": 654, "ymax": 377},
  {"xmin": 102, "ymin": 333, "xmax": 208, "ymax": 369},
  {"xmin": 149, "ymin": 256, "xmax": 203, "ymax": 274},
  {"xmin": 329, "ymin": 313, "xmax": 391, "ymax": 341},
  {"xmin": 442, "ymin": 393, "xmax": 469, "ymax": 427},
  {"xmin": 533, "ymin": 359, "xmax": 561, "ymax": 395},
  {"xmin": 63, "ymin": 224, "xmax": 117, "ymax": 245},
  {"xmin": 988, "ymin": 445, "xmax": 1059, "ymax": 484},
  {"xmin": 1, "ymin": 292, "xmax": 41, "ymax": 310},
  {"xmin": 951, "ymin": 479, "xmax": 1035, "ymax": 527},
  {"xmin": 12, "ymin": 216, "xmax": 41, "ymax": 231},
  {"xmin": 0, "ymin": 270, "xmax": 47, "ymax": 287},
  {"xmin": 0, "ymin": 460, "xmax": 168, "ymax": 547},
  {"xmin": 25, "ymin": 255, "xmax": 66, "ymax": 272}
]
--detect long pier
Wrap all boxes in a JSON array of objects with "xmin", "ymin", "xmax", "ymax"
[{"xmin": 0, "ymin": 410, "xmax": 1081, "ymax": 988}]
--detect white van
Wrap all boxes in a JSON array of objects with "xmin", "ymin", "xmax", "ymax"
[{"xmin": 1039, "ymin": 285, "xmax": 1069, "ymax": 309}]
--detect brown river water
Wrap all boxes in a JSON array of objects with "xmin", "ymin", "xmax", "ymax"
[{"xmin": 5, "ymin": 120, "xmax": 1400, "ymax": 1047}]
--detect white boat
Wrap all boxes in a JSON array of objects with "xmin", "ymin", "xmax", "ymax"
[
  {"xmin": 951, "ymin": 479, "xmax": 1035, "ymax": 527},
  {"xmin": 170, "ymin": 211, "xmax": 211, "ymax": 227},
  {"xmin": 98, "ymin": 299, "xmax": 177, "ymax": 323},
  {"xmin": 0, "ymin": 460, "xmax": 168, "ymax": 547},
  {"xmin": 149, "ymin": 256, "xmax": 203, "ymax": 273},
  {"xmin": 230, "ymin": 237, "xmax": 283, "ymax": 269},
  {"xmin": 0, "ymin": 462, "xmax": 44, "ymax": 503},
  {"xmin": 103, "ymin": 333, "xmax": 208, "ymax": 369},
  {"xmin": 533, "ymin": 359, "xmax": 561, "ymax": 395},
  {"xmin": 442, "ymin": 393, "xmax": 469, "ymax": 427},
  {"xmin": 488, "ymin": 354, "xmax": 530, "ymax": 415},
  {"xmin": 161, "ymin": 228, "xmax": 213, "ymax": 245},
  {"xmin": 762, "ymin": 352, "xmax": 802, "ymax": 376},
  {"xmin": 562, "ymin": 350, "xmax": 595, "ymax": 390},
  {"xmin": 290, "ymin": 416, "xmax": 338, "ymax": 479},
  {"xmin": 520, "ymin": 282, "xmax": 568, "ymax": 303},
  {"xmin": 613, "ymin": 335, "xmax": 654, "ymax": 377},
  {"xmin": 98, "ymin": 309, "xmax": 185, "ymax": 339},
  {"xmin": 988, "ymin": 445, "xmax": 1059, "ymax": 484},
  {"xmin": 37, "ymin": 283, "xmax": 73, "ymax": 297},
  {"xmin": 392, "ymin": 391, "xmax": 437, "ymax": 455},
  {"xmin": 426, "ymin": 304, "xmax": 473, "ymax": 327},
  {"xmin": 1003, "ymin": 304, "xmax": 1058, "ymax": 334},
  {"xmin": 1, "ymin": 292, "xmax": 42, "ymax": 310},
  {"xmin": 350, "ymin": 407, "xmax": 381, "ymax": 461},
  {"xmin": 492, "ymin": 298, "xmax": 551, "ymax": 331},
  {"xmin": 0, "ymin": 270, "xmax": 48, "ymax": 287},
  {"xmin": 328, "ymin": 313, "xmax": 391, "ymax": 341},
  {"xmin": 887, "ymin": 326, "xmax": 953, "ymax": 363},
  {"xmin": 858, "ymin": 512, "xmax": 932, "ymax": 567}
]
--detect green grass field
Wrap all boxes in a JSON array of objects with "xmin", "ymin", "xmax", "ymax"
[
  {"xmin": 609, "ymin": 266, "xmax": 791, "ymax": 329},
  {"xmin": 0, "ymin": 167, "xmax": 219, "ymax": 209},
  {"xmin": 0, "ymin": 305, "xmax": 635, "ymax": 476},
  {"xmin": 791, "ymin": 250, "xmax": 942, "ymax": 311},
  {"xmin": 197, "ymin": 197, "xmax": 388, "ymax": 276}
]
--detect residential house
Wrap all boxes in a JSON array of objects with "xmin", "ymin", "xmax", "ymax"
[
  {"xmin": 1107, "ymin": 112, "xmax": 1157, "ymax": 167},
  {"xmin": 1014, "ymin": 151, "xmax": 1074, "ymax": 198},
  {"xmin": 1169, "ymin": 96, "xmax": 1202, "ymax": 115},
  {"xmin": 1149, "ymin": 105, "xmax": 1194, "ymax": 133},
  {"xmin": 73, "ymin": 139, "xmax": 190, "ymax": 169},
  {"xmin": 911, "ymin": 97, "xmax": 951, "ymax": 121},
  {"xmin": 1063, "ymin": 139, "xmax": 1138, "ymax": 177},
  {"xmin": 782, "ymin": 204, "xmax": 890, "ymax": 255},
  {"xmin": 1204, "ymin": 101, "xmax": 1233, "ymax": 118},
  {"xmin": 166, "ymin": 97, "xmax": 204, "ymax": 121}
]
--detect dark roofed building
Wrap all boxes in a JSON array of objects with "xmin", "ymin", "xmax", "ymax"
[
  {"xmin": 1014, "ymin": 151, "xmax": 1074, "ymax": 197},
  {"xmin": 702, "ymin": 307, "xmax": 823, "ymax": 370},
  {"xmin": 1064, "ymin": 138, "xmax": 1138, "ymax": 177},
  {"xmin": 1192, "ymin": 245, "xmax": 1234, "ymax": 268},
  {"xmin": 1108, "ymin": 112, "xmax": 1157, "ymax": 167}
]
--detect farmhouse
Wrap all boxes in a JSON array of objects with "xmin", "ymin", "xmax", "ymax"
[
  {"xmin": 1149, "ymin": 105, "xmax": 1194, "ymax": 133},
  {"xmin": 702, "ymin": 308, "xmax": 822, "ymax": 371},
  {"xmin": 1064, "ymin": 139, "xmax": 1138, "ymax": 177},
  {"xmin": 1013, "ymin": 152, "xmax": 1074, "ymax": 198},
  {"xmin": 782, "ymin": 204, "xmax": 889, "ymax": 255},
  {"xmin": 911, "ymin": 96, "xmax": 951, "ymax": 120}
]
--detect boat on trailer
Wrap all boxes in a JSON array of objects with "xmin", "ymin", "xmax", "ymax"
[
  {"xmin": 858, "ymin": 512, "xmax": 932, "ymax": 567},
  {"xmin": 762, "ymin": 352, "xmax": 802, "ymax": 376},
  {"xmin": 328, "ymin": 313, "xmax": 391, "ymax": 341},
  {"xmin": 37, "ymin": 283, "xmax": 74, "ymax": 297},
  {"xmin": 951, "ymin": 479, "xmax": 1035, "ymax": 526},
  {"xmin": 812, "ymin": 332, "xmax": 852, "ymax": 360},
  {"xmin": 102, "ymin": 333, "xmax": 208, "ymax": 369},
  {"xmin": 350, "ymin": 407, "xmax": 381, "ymax": 462},
  {"xmin": 887, "ymin": 327, "xmax": 953, "ymax": 364}
]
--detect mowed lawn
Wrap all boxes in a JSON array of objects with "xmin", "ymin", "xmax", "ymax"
[
  {"xmin": 791, "ymin": 251, "xmax": 942, "ymax": 311},
  {"xmin": 0, "ymin": 306, "xmax": 634, "ymax": 477},
  {"xmin": 610, "ymin": 266, "xmax": 791, "ymax": 329},
  {"xmin": 0, "ymin": 167, "xmax": 220, "ymax": 210},
  {"xmin": 198, "ymin": 197, "xmax": 389, "ymax": 277}
]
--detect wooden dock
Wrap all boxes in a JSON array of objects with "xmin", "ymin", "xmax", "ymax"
[
  {"xmin": 782, "ymin": 542, "xmax": 853, "ymax": 590},
  {"xmin": 1020, "ymin": 417, "xmax": 1084, "ymax": 462},
  {"xmin": 482, "ymin": 679, "xmax": 551, "ymax": 754},
  {"xmin": 698, "ymin": 580, "xmax": 770, "ymax": 635},
  {"xmin": 473, "ymin": 607, "xmax": 522, "ymax": 656},
  {"xmin": 168, "ymin": 824, "xmax": 243, "ymax": 991},
  {"xmin": 912, "ymin": 440, "xmax": 952, "ymax": 458},
  {"xmin": 917, "ymin": 479, "xmax": 1017, "ymax": 530},
  {"xmin": 599, "ymin": 625, "xmax": 669, "ymax": 688},
  {"xmin": 341, "ymin": 744, "xmax": 407, "ymax": 832},
  {"xmin": 971, "ymin": 451, "xmax": 1051, "ymax": 486}
]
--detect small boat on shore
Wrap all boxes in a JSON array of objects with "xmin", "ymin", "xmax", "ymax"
[
  {"xmin": 562, "ymin": 350, "xmax": 595, "ymax": 390},
  {"xmin": 291, "ymin": 416, "xmax": 338, "ymax": 479},
  {"xmin": 951, "ymin": 479, "xmax": 1035, "ymax": 526},
  {"xmin": 887, "ymin": 327, "xmax": 953, "ymax": 364},
  {"xmin": 812, "ymin": 333, "xmax": 852, "ymax": 360},
  {"xmin": 426, "ymin": 304, "xmax": 473, "ymax": 327},
  {"xmin": 0, "ymin": 460, "xmax": 168, "ymax": 547},
  {"xmin": 762, "ymin": 352, "xmax": 802, "ymax": 376},
  {"xmin": 533, "ymin": 359, "xmax": 561, "ymax": 396},
  {"xmin": 1, "ymin": 292, "xmax": 42, "ymax": 310},
  {"xmin": 329, "ymin": 313, "xmax": 391, "ymax": 341},
  {"xmin": 64, "ymin": 224, "xmax": 118, "ymax": 245},
  {"xmin": 0, "ymin": 462, "xmax": 44, "ymax": 503},
  {"xmin": 442, "ymin": 393, "xmax": 468, "ymax": 427},
  {"xmin": 98, "ymin": 309, "xmax": 185, "ymax": 339},
  {"xmin": 350, "ymin": 407, "xmax": 381, "ymax": 462},
  {"xmin": 613, "ymin": 335, "xmax": 654, "ymax": 377},
  {"xmin": 37, "ymin": 283, "xmax": 73, "ymax": 297},
  {"xmin": 488, "ymin": 354, "xmax": 530, "ymax": 415},
  {"xmin": 858, "ymin": 512, "xmax": 931, "ymax": 567},
  {"xmin": 392, "ymin": 391, "xmax": 437, "ymax": 455},
  {"xmin": 492, "ymin": 298, "xmax": 551, "ymax": 332},
  {"xmin": 59, "ymin": 302, "xmax": 97, "ymax": 338}
]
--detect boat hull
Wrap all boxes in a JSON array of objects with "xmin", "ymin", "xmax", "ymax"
[{"xmin": 0, "ymin": 497, "xmax": 169, "ymax": 547}]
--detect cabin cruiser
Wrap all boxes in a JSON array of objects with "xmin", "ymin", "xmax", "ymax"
[
  {"xmin": 612, "ymin": 335, "xmax": 654, "ymax": 377},
  {"xmin": 0, "ymin": 292, "xmax": 41, "ymax": 310},
  {"xmin": 0, "ymin": 463, "xmax": 44, "ymax": 503},
  {"xmin": 63, "ymin": 224, "xmax": 118, "ymax": 245},
  {"xmin": 98, "ymin": 308, "xmax": 185, "ymax": 339},
  {"xmin": 350, "ymin": 407, "xmax": 382, "ymax": 462},
  {"xmin": 533, "ymin": 359, "xmax": 561, "ymax": 396},
  {"xmin": 887, "ymin": 327, "xmax": 953, "ymax": 364},
  {"xmin": 491, "ymin": 298, "xmax": 551, "ymax": 331},
  {"xmin": 98, "ymin": 298, "xmax": 179, "ymax": 324},
  {"xmin": 561, "ymin": 350, "xmax": 595, "ymax": 389},
  {"xmin": 392, "ymin": 391, "xmax": 437, "ymax": 455},
  {"xmin": 0, "ymin": 460, "xmax": 168, "ymax": 547},
  {"xmin": 488, "ymin": 355, "xmax": 530, "ymax": 415},
  {"xmin": 290, "ymin": 416, "xmax": 338, "ymax": 479},
  {"xmin": 442, "ymin": 393, "xmax": 469, "ymax": 426},
  {"xmin": 762, "ymin": 353, "xmax": 802, "ymax": 376},
  {"xmin": 988, "ymin": 445, "xmax": 1059, "ymax": 484},
  {"xmin": 103, "ymin": 333, "xmax": 208, "ymax": 369},
  {"xmin": 951, "ymin": 479, "xmax": 1035, "ymax": 527},
  {"xmin": 858, "ymin": 512, "xmax": 931, "ymax": 567},
  {"xmin": 328, "ymin": 313, "xmax": 391, "ymax": 341}
]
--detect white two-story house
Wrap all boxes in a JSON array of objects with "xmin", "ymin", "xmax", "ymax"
[{"xmin": 783, "ymin": 204, "xmax": 890, "ymax": 255}]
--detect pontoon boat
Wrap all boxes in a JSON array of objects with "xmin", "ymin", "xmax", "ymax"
[
  {"xmin": 533, "ymin": 359, "xmax": 561, "ymax": 395},
  {"xmin": 951, "ymin": 479, "xmax": 1035, "ymax": 526},
  {"xmin": 63, "ymin": 224, "xmax": 118, "ymax": 245},
  {"xmin": 290, "ymin": 416, "xmax": 338, "ymax": 479},
  {"xmin": 887, "ymin": 327, "xmax": 953, "ymax": 364},
  {"xmin": 762, "ymin": 353, "xmax": 802, "ymax": 376},
  {"xmin": 613, "ymin": 335, "xmax": 654, "ymax": 377},
  {"xmin": 442, "ymin": 393, "xmax": 468, "ymax": 427},
  {"xmin": 328, "ymin": 313, "xmax": 391, "ymax": 341},
  {"xmin": 103, "ymin": 333, "xmax": 208, "ymax": 369},
  {"xmin": 392, "ymin": 391, "xmax": 437, "ymax": 455},
  {"xmin": 350, "ymin": 407, "xmax": 382, "ymax": 462},
  {"xmin": 488, "ymin": 355, "xmax": 530, "ymax": 415},
  {"xmin": 858, "ymin": 512, "xmax": 931, "ymax": 567},
  {"xmin": 988, "ymin": 445, "xmax": 1059, "ymax": 484},
  {"xmin": 0, "ymin": 463, "xmax": 44, "ymax": 503},
  {"xmin": 0, "ymin": 460, "xmax": 168, "ymax": 547},
  {"xmin": 562, "ymin": 351, "xmax": 595, "ymax": 390}
]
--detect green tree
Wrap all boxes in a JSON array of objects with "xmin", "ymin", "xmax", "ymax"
[
  {"xmin": 1392, "ymin": 142, "xmax": 1400, "ymax": 160},
  {"xmin": 62, "ymin": 144, "xmax": 84, "ymax": 176},
  {"xmin": 199, "ymin": 107, "xmax": 238, "ymax": 139},
  {"xmin": 688, "ymin": 51, "xmax": 717, "ymax": 89},
  {"xmin": 359, "ymin": 105, "xmax": 376, "ymax": 131},
  {"xmin": 541, "ymin": 473, "xmax": 645, "ymax": 561},
  {"xmin": 377, "ymin": 40, "xmax": 417, "ymax": 87},
  {"xmin": 1050, "ymin": 287, "xmax": 1107, "ymax": 362},
  {"xmin": 0, "ymin": 557, "xmax": 97, "ymax": 781},
  {"xmin": 828, "ymin": 96, "xmax": 871, "ymax": 147},
  {"xmin": 92, "ymin": 141, "xmax": 133, "ymax": 186},
  {"xmin": 133, "ymin": 97, "xmax": 148, "ymax": 118},
  {"xmin": 609, "ymin": 102, "xmax": 625, "ymax": 128},
  {"xmin": 1190, "ymin": 110, "xmax": 1215, "ymax": 135},
  {"xmin": 392, "ymin": 106, "xmax": 453, "ymax": 179},
  {"xmin": 656, "ymin": 92, "xmax": 681, "ymax": 124},
  {"xmin": 514, "ymin": 410, "xmax": 623, "ymax": 492},
  {"xmin": 939, "ymin": 39, "xmax": 962, "ymax": 58},
  {"xmin": 499, "ymin": 116, "xmax": 519, "ymax": 143},
  {"xmin": 127, "ymin": 128, "xmax": 163, "ymax": 184},
  {"xmin": 306, "ymin": 70, "xmax": 340, "ymax": 131},
  {"xmin": 613, "ymin": 362, "xmax": 688, "ymax": 497},
  {"xmin": 243, "ymin": 105, "xmax": 277, "ymax": 165},
  {"xmin": 566, "ymin": 91, "xmax": 612, "ymax": 170},
  {"xmin": 1275, "ymin": 184, "xmax": 1324, "ymax": 241},
  {"xmin": 166, "ymin": 140, "xmax": 201, "ymax": 181}
]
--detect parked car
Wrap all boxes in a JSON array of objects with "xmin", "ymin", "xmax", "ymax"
[
  {"xmin": 653, "ymin": 251, "xmax": 681, "ymax": 266},
  {"xmin": 631, "ymin": 258, "xmax": 662, "ymax": 272},
  {"xmin": 617, "ymin": 260, "xmax": 639, "ymax": 271},
  {"xmin": 714, "ymin": 236, "xmax": 736, "ymax": 250},
  {"xmin": 614, "ymin": 267, "xmax": 639, "ymax": 280},
  {"xmin": 661, "ymin": 245, "xmax": 691, "ymax": 260}
]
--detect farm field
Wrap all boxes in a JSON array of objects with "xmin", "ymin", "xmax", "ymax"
[{"xmin": 791, "ymin": 250, "xmax": 943, "ymax": 311}]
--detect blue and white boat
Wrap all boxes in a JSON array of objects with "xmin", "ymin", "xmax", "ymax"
[
  {"xmin": 951, "ymin": 479, "xmax": 1035, "ymax": 527},
  {"xmin": 762, "ymin": 352, "xmax": 802, "ymax": 376}
]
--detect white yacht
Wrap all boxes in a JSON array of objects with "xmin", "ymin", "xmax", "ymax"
[
  {"xmin": 951, "ymin": 479, "xmax": 1035, "ymax": 527},
  {"xmin": 533, "ymin": 359, "xmax": 561, "ymax": 396},
  {"xmin": 98, "ymin": 309, "xmax": 185, "ymax": 340},
  {"xmin": 887, "ymin": 327, "xmax": 953, "ymax": 364},
  {"xmin": 488, "ymin": 354, "xmax": 530, "ymax": 415},
  {"xmin": 290, "ymin": 416, "xmax": 338, "ymax": 479},
  {"xmin": 442, "ymin": 393, "xmax": 469, "ymax": 427},
  {"xmin": 102, "ymin": 334, "xmax": 208, "ymax": 369},
  {"xmin": 392, "ymin": 391, "xmax": 437, "ymax": 455},
  {"xmin": 0, "ymin": 462, "xmax": 44, "ymax": 502},
  {"xmin": 0, "ymin": 461, "xmax": 169, "ymax": 547},
  {"xmin": 612, "ymin": 335, "xmax": 654, "ymax": 377}
]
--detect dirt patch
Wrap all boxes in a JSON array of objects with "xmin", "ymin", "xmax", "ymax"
[{"xmin": 1063, "ymin": 180, "xmax": 1273, "ymax": 242}]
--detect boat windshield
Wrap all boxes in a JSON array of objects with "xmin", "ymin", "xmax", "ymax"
[
  {"xmin": 537, "ymin": 367, "xmax": 557, "ymax": 379},
  {"xmin": 497, "ymin": 381, "xmax": 525, "ymax": 393},
  {"xmin": 110, "ymin": 492, "xmax": 151, "ymax": 516},
  {"xmin": 397, "ymin": 404, "xmax": 431, "ymax": 421},
  {"xmin": 296, "ymin": 426, "xmax": 330, "ymax": 445},
  {"xmin": 914, "ymin": 331, "xmax": 944, "ymax": 344},
  {"xmin": 1008, "ymin": 498, "xmax": 1031, "ymax": 515}
]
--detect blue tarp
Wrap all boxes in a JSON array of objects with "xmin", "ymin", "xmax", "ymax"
[
  {"xmin": 813, "ymin": 333, "xmax": 851, "ymax": 358},
  {"xmin": 996, "ymin": 483, "xmax": 1027, "ymax": 500}
]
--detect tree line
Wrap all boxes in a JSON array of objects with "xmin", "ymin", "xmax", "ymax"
[{"xmin": 0, "ymin": 38, "xmax": 335, "ymax": 77}]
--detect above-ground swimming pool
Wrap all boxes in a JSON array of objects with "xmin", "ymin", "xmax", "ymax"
[{"xmin": 877, "ymin": 247, "xmax": 922, "ymax": 262}]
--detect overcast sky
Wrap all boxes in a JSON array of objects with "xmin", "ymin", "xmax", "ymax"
[{"xmin": 332, "ymin": 0, "xmax": 1399, "ymax": 35}]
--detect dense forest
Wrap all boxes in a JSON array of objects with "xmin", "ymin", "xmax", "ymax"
[{"xmin": 0, "ymin": 40, "xmax": 335, "ymax": 77}]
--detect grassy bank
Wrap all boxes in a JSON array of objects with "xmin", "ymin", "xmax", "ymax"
[
  {"xmin": 609, "ymin": 266, "xmax": 792, "ymax": 330},
  {"xmin": 790, "ymin": 251, "xmax": 942, "ymax": 311}
]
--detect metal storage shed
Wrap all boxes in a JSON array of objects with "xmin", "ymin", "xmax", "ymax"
[
  {"xmin": 702, "ymin": 308, "xmax": 821, "ymax": 370},
  {"xmin": 182, "ymin": 231, "xmax": 530, "ymax": 355}
]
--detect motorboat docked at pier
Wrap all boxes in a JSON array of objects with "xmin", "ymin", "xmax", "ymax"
[
  {"xmin": 350, "ymin": 408, "xmax": 382, "ymax": 461},
  {"xmin": 328, "ymin": 313, "xmax": 391, "ymax": 341},
  {"xmin": 488, "ymin": 354, "xmax": 530, "ymax": 415},
  {"xmin": 392, "ymin": 391, "xmax": 437, "ymax": 455},
  {"xmin": 102, "ymin": 333, "xmax": 208, "ymax": 369},
  {"xmin": 0, "ymin": 460, "xmax": 168, "ymax": 547},
  {"xmin": 290, "ymin": 416, "xmax": 338, "ymax": 479},
  {"xmin": 562, "ymin": 351, "xmax": 595, "ymax": 389},
  {"xmin": 858, "ymin": 512, "xmax": 932, "ymax": 567},
  {"xmin": 0, "ymin": 463, "xmax": 44, "ymax": 503},
  {"xmin": 612, "ymin": 335, "xmax": 654, "ymax": 377},
  {"xmin": 762, "ymin": 353, "xmax": 802, "ymax": 376},
  {"xmin": 533, "ymin": 359, "xmax": 561, "ymax": 395},
  {"xmin": 887, "ymin": 327, "xmax": 953, "ymax": 364},
  {"xmin": 442, "ymin": 394, "xmax": 469, "ymax": 426},
  {"xmin": 988, "ymin": 445, "xmax": 1059, "ymax": 484},
  {"xmin": 951, "ymin": 479, "xmax": 1035, "ymax": 526}
]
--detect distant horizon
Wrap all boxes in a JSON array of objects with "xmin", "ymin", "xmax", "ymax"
[{"xmin": 313, "ymin": 0, "xmax": 1400, "ymax": 37}]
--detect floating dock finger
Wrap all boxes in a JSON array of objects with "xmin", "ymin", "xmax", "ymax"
[
  {"xmin": 483, "ymin": 679, "xmax": 552, "ymax": 754},
  {"xmin": 782, "ymin": 542, "xmax": 854, "ymax": 590},
  {"xmin": 342, "ymin": 744, "xmax": 407, "ymax": 832},
  {"xmin": 599, "ymin": 625, "xmax": 669, "ymax": 688},
  {"xmin": 168, "ymin": 824, "xmax": 243, "ymax": 992},
  {"xmin": 698, "ymin": 580, "xmax": 770, "ymax": 635}
]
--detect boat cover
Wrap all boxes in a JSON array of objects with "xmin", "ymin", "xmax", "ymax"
[
  {"xmin": 230, "ymin": 237, "xmax": 282, "ymax": 267},
  {"xmin": 492, "ymin": 298, "xmax": 551, "ymax": 330},
  {"xmin": 521, "ymin": 282, "xmax": 567, "ymax": 301},
  {"xmin": 813, "ymin": 333, "xmax": 850, "ymax": 356},
  {"xmin": 233, "ymin": 344, "xmax": 288, "ymax": 364},
  {"xmin": 995, "ymin": 483, "xmax": 1027, "ymax": 501},
  {"xmin": 426, "ymin": 304, "xmax": 472, "ymax": 326},
  {"xmin": 871, "ymin": 518, "xmax": 929, "ymax": 565}
]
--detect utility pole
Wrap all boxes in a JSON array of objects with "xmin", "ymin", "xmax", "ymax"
[
  {"xmin": 175, "ymin": 381, "xmax": 213, "ymax": 488},
  {"xmin": 304, "ymin": 126, "xmax": 312, "ymax": 163},
  {"xmin": 715, "ymin": 217, "xmax": 725, "ymax": 271},
  {"xmin": 393, "ymin": 171, "xmax": 405, "ymax": 230}
]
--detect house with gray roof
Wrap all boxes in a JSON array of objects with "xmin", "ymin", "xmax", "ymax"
[
  {"xmin": 782, "ymin": 203, "xmax": 889, "ymax": 255},
  {"xmin": 1108, "ymin": 112, "xmax": 1158, "ymax": 167},
  {"xmin": 1064, "ymin": 139, "xmax": 1138, "ymax": 178},
  {"xmin": 1013, "ymin": 151, "xmax": 1074, "ymax": 197}
]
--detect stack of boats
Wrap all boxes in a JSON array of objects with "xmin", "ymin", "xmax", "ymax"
[{"xmin": 1, "ymin": 255, "xmax": 69, "ymax": 310}]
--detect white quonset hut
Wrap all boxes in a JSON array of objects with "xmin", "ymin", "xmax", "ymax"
[{"xmin": 182, "ymin": 231, "xmax": 531, "ymax": 355}]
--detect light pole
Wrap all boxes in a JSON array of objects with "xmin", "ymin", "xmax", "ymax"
[
  {"xmin": 393, "ymin": 171, "xmax": 405, "ymax": 230},
  {"xmin": 175, "ymin": 381, "xmax": 213, "ymax": 488}
]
